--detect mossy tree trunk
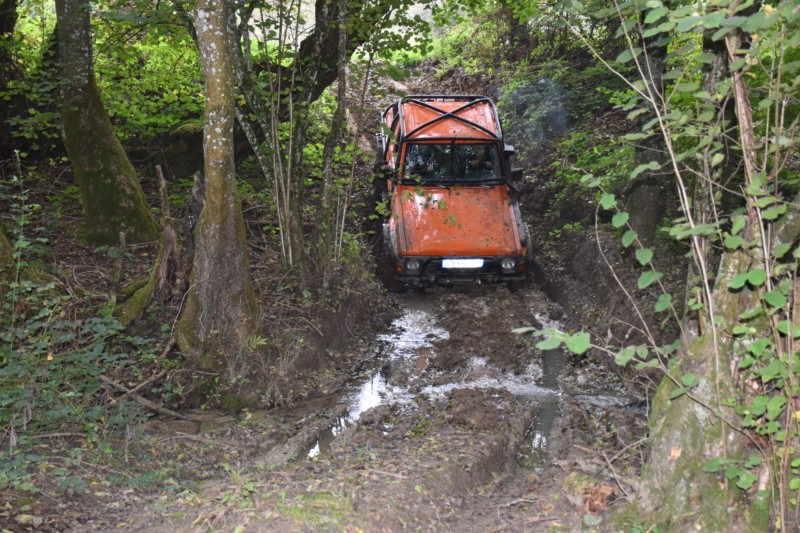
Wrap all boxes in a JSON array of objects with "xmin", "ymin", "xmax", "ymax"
[
  {"xmin": 55, "ymin": 0, "xmax": 159, "ymax": 245},
  {"xmin": 638, "ymin": 245, "xmax": 761, "ymax": 531},
  {"xmin": 175, "ymin": 0, "xmax": 259, "ymax": 363}
]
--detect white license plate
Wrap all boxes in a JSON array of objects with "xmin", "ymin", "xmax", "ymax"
[{"xmin": 442, "ymin": 258, "xmax": 484, "ymax": 269}]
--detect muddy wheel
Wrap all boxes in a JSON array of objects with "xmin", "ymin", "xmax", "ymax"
[{"xmin": 373, "ymin": 223, "xmax": 401, "ymax": 292}]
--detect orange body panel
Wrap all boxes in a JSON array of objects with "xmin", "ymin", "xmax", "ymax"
[
  {"xmin": 377, "ymin": 96, "xmax": 528, "ymax": 284},
  {"xmin": 390, "ymin": 185, "xmax": 521, "ymax": 257}
]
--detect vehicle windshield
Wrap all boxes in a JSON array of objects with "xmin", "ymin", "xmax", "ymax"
[{"xmin": 402, "ymin": 142, "xmax": 502, "ymax": 184}]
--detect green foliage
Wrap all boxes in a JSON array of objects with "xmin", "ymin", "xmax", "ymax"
[
  {"xmin": 0, "ymin": 176, "xmax": 147, "ymax": 488},
  {"xmin": 2, "ymin": 10, "xmax": 61, "ymax": 157},
  {"xmin": 94, "ymin": 10, "xmax": 204, "ymax": 143},
  {"xmin": 549, "ymin": 0, "xmax": 800, "ymax": 526}
]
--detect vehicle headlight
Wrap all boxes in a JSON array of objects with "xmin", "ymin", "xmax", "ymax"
[
  {"xmin": 406, "ymin": 259, "xmax": 421, "ymax": 271},
  {"xmin": 501, "ymin": 258, "xmax": 516, "ymax": 270}
]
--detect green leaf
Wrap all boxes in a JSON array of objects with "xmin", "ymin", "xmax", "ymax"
[
  {"xmin": 724, "ymin": 235, "xmax": 744, "ymax": 249},
  {"xmin": 635, "ymin": 248, "xmax": 653, "ymax": 265},
  {"xmin": 669, "ymin": 387, "xmax": 687, "ymax": 399},
  {"xmin": 536, "ymin": 336, "xmax": 562, "ymax": 350},
  {"xmin": 759, "ymin": 359, "xmax": 782, "ymax": 383},
  {"xmin": 676, "ymin": 16, "xmax": 702, "ymax": 32},
  {"xmin": 747, "ymin": 269, "xmax": 767, "ymax": 286},
  {"xmin": 644, "ymin": 7, "xmax": 668, "ymax": 23},
  {"xmin": 731, "ymin": 216, "xmax": 746, "ymax": 236},
  {"xmin": 600, "ymin": 193, "xmax": 616, "ymax": 210},
  {"xmin": 701, "ymin": 12, "xmax": 726, "ymax": 28},
  {"xmin": 738, "ymin": 355, "xmax": 756, "ymax": 369},
  {"xmin": 675, "ymin": 82, "xmax": 699, "ymax": 93},
  {"xmin": 702, "ymin": 458, "xmax": 729, "ymax": 472},
  {"xmin": 729, "ymin": 273, "xmax": 749, "ymax": 289},
  {"xmin": 771, "ymin": 242, "xmax": 792, "ymax": 259},
  {"xmin": 622, "ymin": 230, "xmax": 637, "ymax": 248},
  {"xmin": 740, "ymin": 307, "xmax": 764, "ymax": 320},
  {"xmin": 616, "ymin": 47, "xmax": 642, "ymax": 63},
  {"xmin": 638, "ymin": 271, "xmax": 663, "ymax": 289},
  {"xmin": 747, "ymin": 338, "xmax": 771, "ymax": 356},
  {"xmin": 631, "ymin": 161, "xmax": 661, "ymax": 179},
  {"xmin": 766, "ymin": 396, "xmax": 787, "ymax": 421},
  {"xmin": 565, "ymin": 332, "xmax": 591, "ymax": 354},
  {"xmin": 616, "ymin": 347, "xmax": 636, "ymax": 366},
  {"xmin": 736, "ymin": 471, "xmax": 757, "ymax": 490},
  {"xmin": 710, "ymin": 152, "xmax": 724, "ymax": 167},
  {"xmin": 655, "ymin": 294, "xmax": 672, "ymax": 312},
  {"xmin": 763, "ymin": 291, "xmax": 787, "ymax": 308},
  {"xmin": 754, "ymin": 196, "xmax": 778, "ymax": 208},
  {"xmin": 749, "ymin": 395, "xmax": 768, "ymax": 416},
  {"xmin": 762, "ymin": 204, "xmax": 787, "ymax": 220},
  {"xmin": 612, "ymin": 212, "xmax": 629, "ymax": 228},
  {"xmin": 681, "ymin": 373, "xmax": 699, "ymax": 387}
]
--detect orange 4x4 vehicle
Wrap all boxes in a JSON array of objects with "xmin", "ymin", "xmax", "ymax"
[{"xmin": 375, "ymin": 95, "xmax": 530, "ymax": 286}]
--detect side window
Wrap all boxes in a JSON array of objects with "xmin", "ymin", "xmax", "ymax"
[
  {"xmin": 405, "ymin": 144, "xmax": 450, "ymax": 181},
  {"xmin": 457, "ymin": 144, "xmax": 499, "ymax": 181}
]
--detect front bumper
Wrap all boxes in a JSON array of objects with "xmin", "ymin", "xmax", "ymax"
[{"xmin": 395, "ymin": 255, "xmax": 526, "ymax": 285}]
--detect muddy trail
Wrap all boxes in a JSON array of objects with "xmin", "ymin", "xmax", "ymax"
[{"xmin": 37, "ymin": 284, "xmax": 648, "ymax": 533}]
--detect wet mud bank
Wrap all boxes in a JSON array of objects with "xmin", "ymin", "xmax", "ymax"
[{"xmin": 61, "ymin": 282, "xmax": 649, "ymax": 532}]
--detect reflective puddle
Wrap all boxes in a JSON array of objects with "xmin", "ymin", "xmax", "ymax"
[{"xmin": 308, "ymin": 292, "xmax": 567, "ymax": 470}]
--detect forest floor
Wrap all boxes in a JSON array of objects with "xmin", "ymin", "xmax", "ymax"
[{"xmin": 0, "ymin": 68, "xmax": 685, "ymax": 532}]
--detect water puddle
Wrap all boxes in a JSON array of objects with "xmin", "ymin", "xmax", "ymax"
[
  {"xmin": 308, "ymin": 292, "xmax": 570, "ymax": 470},
  {"xmin": 308, "ymin": 293, "xmax": 447, "ymax": 457},
  {"xmin": 518, "ymin": 346, "xmax": 565, "ymax": 471}
]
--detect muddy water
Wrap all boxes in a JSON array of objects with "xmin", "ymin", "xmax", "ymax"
[
  {"xmin": 308, "ymin": 293, "xmax": 446, "ymax": 457},
  {"xmin": 309, "ymin": 290, "xmax": 568, "ymax": 470}
]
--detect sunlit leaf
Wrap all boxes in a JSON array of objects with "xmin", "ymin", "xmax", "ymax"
[
  {"xmin": 622, "ymin": 230, "xmax": 637, "ymax": 248},
  {"xmin": 763, "ymin": 291, "xmax": 787, "ymax": 308},
  {"xmin": 724, "ymin": 235, "xmax": 743, "ymax": 249},
  {"xmin": 612, "ymin": 212, "xmax": 629, "ymax": 228},
  {"xmin": 747, "ymin": 269, "xmax": 767, "ymax": 286},
  {"xmin": 565, "ymin": 332, "xmax": 591, "ymax": 354}
]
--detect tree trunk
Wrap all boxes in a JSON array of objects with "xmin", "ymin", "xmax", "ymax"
[
  {"xmin": 0, "ymin": 0, "xmax": 18, "ymax": 159},
  {"xmin": 315, "ymin": 0, "xmax": 348, "ymax": 268},
  {"xmin": 175, "ymin": 0, "xmax": 259, "ymax": 364},
  {"xmin": 637, "ymin": 245, "xmax": 761, "ymax": 531},
  {"xmin": 624, "ymin": 7, "xmax": 668, "ymax": 245},
  {"xmin": 55, "ymin": 0, "xmax": 160, "ymax": 244}
]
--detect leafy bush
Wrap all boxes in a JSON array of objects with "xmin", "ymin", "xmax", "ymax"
[{"xmin": 94, "ymin": 25, "xmax": 204, "ymax": 144}]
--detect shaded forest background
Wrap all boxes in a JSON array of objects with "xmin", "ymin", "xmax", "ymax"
[{"xmin": 1, "ymin": 0, "xmax": 800, "ymax": 530}]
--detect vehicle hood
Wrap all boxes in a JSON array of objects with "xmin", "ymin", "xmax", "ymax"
[{"xmin": 393, "ymin": 185, "xmax": 522, "ymax": 256}]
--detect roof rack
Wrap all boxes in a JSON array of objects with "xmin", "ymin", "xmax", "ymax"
[{"xmin": 381, "ymin": 95, "xmax": 504, "ymax": 144}]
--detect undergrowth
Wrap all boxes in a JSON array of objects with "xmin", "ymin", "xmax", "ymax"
[{"xmin": 0, "ymin": 170, "xmax": 153, "ymax": 493}]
